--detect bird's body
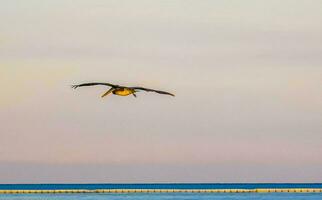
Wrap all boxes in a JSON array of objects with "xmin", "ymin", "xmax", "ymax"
[
  {"xmin": 72, "ymin": 82, "xmax": 174, "ymax": 98},
  {"xmin": 112, "ymin": 88, "xmax": 135, "ymax": 96}
]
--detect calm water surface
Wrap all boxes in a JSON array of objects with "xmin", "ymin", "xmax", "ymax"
[
  {"xmin": 1, "ymin": 184, "xmax": 322, "ymax": 200},
  {"xmin": 1, "ymin": 193, "xmax": 322, "ymax": 200}
]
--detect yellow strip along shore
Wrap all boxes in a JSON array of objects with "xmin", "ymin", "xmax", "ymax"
[{"xmin": 0, "ymin": 188, "xmax": 322, "ymax": 194}]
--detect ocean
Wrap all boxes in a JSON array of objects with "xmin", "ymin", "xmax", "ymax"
[
  {"xmin": 0, "ymin": 193, "xmax": 322, "ymax": 200},
  {"xmin": 0, "ymin": 184, "xmax": 322, "ymax": 200}
]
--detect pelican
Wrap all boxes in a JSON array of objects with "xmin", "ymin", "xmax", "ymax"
[{"xmin": 71, "ymin": 82, "xmax": 174, "ymax": 98}]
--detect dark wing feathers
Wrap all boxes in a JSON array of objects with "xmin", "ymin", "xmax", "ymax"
[
  {"xmin": 131, "ymin": 87, "xmax": 174, "ymax": 96},
  {"xmin": 71, "ymin": 82, "xmax": 118, "ymax": 89}
]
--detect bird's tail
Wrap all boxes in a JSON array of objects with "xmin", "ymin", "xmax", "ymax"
[{"xmin": 101, "ymin": 88, "xmax": 114, "ymax": 98}]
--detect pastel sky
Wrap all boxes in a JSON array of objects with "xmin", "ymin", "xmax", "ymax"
[{"xmin": 0, "ymin": 0, "xmax": 322, "ymax": 183}]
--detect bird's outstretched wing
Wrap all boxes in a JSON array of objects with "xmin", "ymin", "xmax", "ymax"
[
  {"xmin": 71, "ymin": 82, "xmax": 118, "ymax": 89},
  {"xmin": 131, "ymin": 87, "xmax": 175, "ymax": 96}
]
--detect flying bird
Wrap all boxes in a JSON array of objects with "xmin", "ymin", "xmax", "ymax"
[{"xmin": 71, "ymin": 82, "xmax": 174, "ymax": 98}]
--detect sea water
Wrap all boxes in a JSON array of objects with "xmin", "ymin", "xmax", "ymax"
[
  {"xmin": 1, "ymin": 193, "xmax": 322, "ymax": 200},
  {"xmin": 0, "ymin": 184, "xmax": 322, "ymax": 200}
]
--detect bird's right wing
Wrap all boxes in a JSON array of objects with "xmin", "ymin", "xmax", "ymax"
[
  {"xmin": 131, "ymin": 87, "xmax": 175, "ymax": 96},
  {"xmin": 71, "ymin": 82, "xmax": 118, "ymax": 89}
]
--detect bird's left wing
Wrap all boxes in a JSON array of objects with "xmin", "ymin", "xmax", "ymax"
[
  {"xmin": 131, "ymin": 87, "xmax": 175, "ymax": 96},
  {"xmin": 71, "ymin": 82, "xmax": 118, "ymax": 89}
]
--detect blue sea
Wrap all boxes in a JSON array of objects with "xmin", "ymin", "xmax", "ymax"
[{"xmin": 1, "ymin": 184, "xmax": 322, "ymax": 200}]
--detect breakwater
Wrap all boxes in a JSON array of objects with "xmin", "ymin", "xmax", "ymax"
[{"xmin": 1, "ymin": 188, "xmax": 322, "ymax": 194}]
